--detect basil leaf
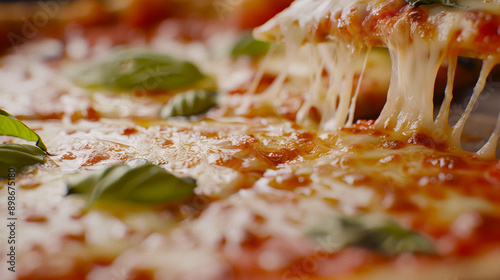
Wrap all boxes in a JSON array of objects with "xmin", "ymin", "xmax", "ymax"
[
  {"xmin": 0, "ymin": 144, "xmax": 46, "ymax": 178},
  {"xmin": 73, "ymin": 49, "xmax": 210, "ymax": 92},
  {"xmin": 160, "ymin": 90, "xmax": 219, "ymax": 118},
  {"xmin": 0, "ymin": 109, "xmax": 47, "ymax": 152},
  {"xmin": 66, "ymin": 161, "xmax": 196, "ymax": 208},
  {"xmin": 357, "ymin": 222, "xmax": 436, "ymax": 255},
  {"xmin": 307, "ymin": 215, "xmax": 435, "ymax": 256},
  {"xmin": 231, "ymin": 33, "xmax": 271, "ymax": 58},
  {"xmin": 404, "ymin": 0, "xmax": 457, "ymax": 7}
]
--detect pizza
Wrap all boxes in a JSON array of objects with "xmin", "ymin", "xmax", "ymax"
[{"xmin": 0, "ymin": 0, "xmax": 500, "ymax": 280}]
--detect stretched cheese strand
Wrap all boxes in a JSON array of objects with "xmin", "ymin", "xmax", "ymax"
[
  {"xmin": 286, "ymin": 41, "xmax": 367, "ymax": 129},
  {"xmin": 347, "ymin": 47, "xmax": 371, "ymax": 127},
  {"xmin": 247, "ymin": 44, "xmax": 278, "ymax": 95},
  {"xmin": 248, "ymin": 32, "xmax": 296, "ymax": 115},
  {"xmin": 319, "ymin": 43, "xmax": 352, "ymax": 129},
  {"xmin": 434, "ymin": 56, "xmax": 457, "ymax": 129},
  {"xmin": 296, "ymin": 43, "xmax": 326, "ymax": 127},
  {"xmin": 451, "ymin": 58, "xmax": 498, "ymax": 144},
  {"xmin": 316, "ymin": 43, "xmax": 337, "ymax": 128},
  {"xmin": 233, "ymin": 44, "xmax": 283, "ymax": 116},
  {"xmin": 297, "ymin": 44, "xmax": 328, "ymax": 126},
  {"xmin": 375, "ymin": 38, "xmax": 445, "ymax": 135},
  {"xmin": 307, "ymin": 43, "xmax": 366, "ymax": 129},
  {"xmin": 329, "ymin": 44, "xmax": 356, "ymax": 129},
  {"xmin": 261, "ymin": 66, "xmax": 288, "ymax": 102},
  {"xmin": 477, "ymin": 113, "xmax": 500, "ymax": 159}
]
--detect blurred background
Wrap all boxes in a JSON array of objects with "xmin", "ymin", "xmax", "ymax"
[{"xmin": 0, "ymin": 0, "xmax": 293, "ymax": 51}]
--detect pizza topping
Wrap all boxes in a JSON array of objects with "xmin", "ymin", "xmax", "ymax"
[
  {"xmin": 254, "ymin": 0, "xmax": 500, "ymax": 158},
  {"xmin": 404, "ymin": 0, "xmax": 458, "ymax": 7},
  {"xmin": 307, "ymin": 215, "xmax": 436, "ymax": 256},
  {"xmin": 73, "ymin": 48, "xmax": 211, "ymax": 92},
  {"xmin": 0, "ymin": 108, "xmax": 47, "ymax": 151},
  {"xmin": 66, "ymin": 160, "xmax": 196, "ymax": 209},
  {"xmin": 0, "ymin": 144, "xmax": 46, "ymax": 178},
  {"xmin": 160, "ymin": 90, "xmax": 219, "ymax": 118},
  {"xmin": 231, "ymin": 32, "xmax": 272, "ymax": 58}
]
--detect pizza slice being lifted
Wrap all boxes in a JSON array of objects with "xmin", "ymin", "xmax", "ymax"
[{"xmin": 254, "ymin": 0, "xmax": 500, "ymax": 158}]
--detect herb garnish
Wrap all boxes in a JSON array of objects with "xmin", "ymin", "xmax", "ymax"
[
  {"xmin": 66, "ymin": 161, "xmax": 196, "ymax": 209},
  {"xmin": 307, "ymin": 215, "xmax": 435, "ymax": 256},
  {"xmin": 0, "ymin": 109, "xmax": 47, "ymax": 152},
  {"xmin": 73, "ymin": 49, "xmax": 210, "ymax": 92},
  {"xmin": 160, "ymin": 90, "xmax": 219, "ymax": 118},
  {"xmin": 0, "ymin": 144, "xmax": 46, "ymax": 178},
  {"xmin": 404, "ymin": 0, "xmax": 457, "ymax": 7}
]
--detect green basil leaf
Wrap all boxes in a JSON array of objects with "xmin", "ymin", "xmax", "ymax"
[
  {"xmin": 73, "ymin": 49, "xmax": 210, "ymax": 92},
  {"xmin": 307, "ymin": 215, "xmax": 435, "ymax": 256},
  {"xmin": 0, "ymin": 144, "xmax": 46, "ymax": 178},
  {"xmin": 160, "ymin": 90, "xmax": 219, "ymax": 118},
  {"xmin": 357, "ymin": 222, "xmax": 436, "ymax": 255},
  {"xmin": 66, "ymin": 161, "xmax": 196, "ymax": 208},
  {"xmin": 0, "ymin": 109, "xmax": 47, "ymax": 152},
  {"xmin": 404, "ymin": 0, "xmax": 457, "ymax": 7},
  {"xmin": 231, "ymin": 33, "xmax": 271, "ymax": 58}
]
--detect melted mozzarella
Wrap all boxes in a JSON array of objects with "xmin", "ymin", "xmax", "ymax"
[
  {"xmin": 254, "ymin": 0, "xmax": 500, "ymax": 158},
  {"xmin": 2, "ymin": 2, "xmax": 500, "ymax": 279},
  {"xmin": 451, "ymin": 59, "xmax": 499, "ymax": 148},
  {"xmin": 376, "ymin": 38, "xmax": 445, "ymax": 135}
]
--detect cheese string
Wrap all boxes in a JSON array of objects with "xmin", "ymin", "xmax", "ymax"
[
  {"xmin": 312, "ymin": 44, "xmax": 328, "ymax": 126},
  {"xmin": 319, "ymin": 43, "xmax": 339, "ymax": 129},
  {"xmin": 477, "ymin": 112, "xmax": 500, "ymax": 159},
  {"xmin": 318, "ymin": 43, "xmax": 365, "ymax": 130},
  {"xmin": 375, "ymin": 39, "xmax": 445, "ymax": 133},
  {"xmin": 434, "ymin": 56, "xmax": 457, "ymax": 128},
  {"xmin": 347, "ymin": 47, "xmax": 371, "ymax": 127},
  {"xmin": 332, "ymin": 45, "xmax": 356, "ymax": 128},
  {"xmin": 247, "ymin": 44, "xmax": 278, "ymax": 95},
  {"xmin": 234, "ymin": 43, "xmax": 279, "ymax": 115},
  {"xmin": 452, "ymin": 58, "xmax": 497, "ymax": 145}
]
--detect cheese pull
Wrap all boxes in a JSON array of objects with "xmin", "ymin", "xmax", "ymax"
[{"xmin": 253, "ymin": 0, "xmax": 500, "ymax": 158}]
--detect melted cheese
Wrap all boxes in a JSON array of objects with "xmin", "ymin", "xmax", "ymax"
[
  {"xmin": 2, "ymin": 3, "xmax": 500, "ymax": 280},
  {"xmin": 254, "ymin": 0, "xmax": 500, "ymax": 158},
  {"xmin": 376, "ymin": 38, "xmax": 445, "ymax": 135},
  {"xmin": 348, "ymin": 47, "xmax": 371, "ymax": 126},
  {"xmin": 434, "ymin": 56, "xmax": 457, "ymax": 128},
  {"xmin": 451, "ymin": 58, "xmax": 498, "ymax": 147}
]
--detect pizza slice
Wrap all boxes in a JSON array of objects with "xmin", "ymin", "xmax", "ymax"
[{"xmin": 254, "ymin": 0, "xmax": 500, "ymax": 158}]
